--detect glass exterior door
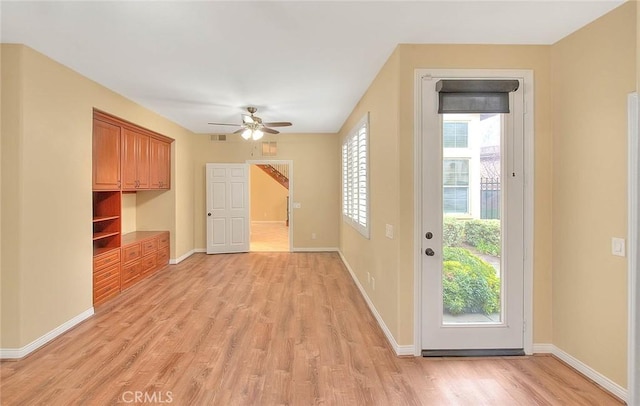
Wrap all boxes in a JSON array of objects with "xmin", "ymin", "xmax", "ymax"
[{"xmin": 421, "ymin": 76, "xmax": 525, "ymax": 352}]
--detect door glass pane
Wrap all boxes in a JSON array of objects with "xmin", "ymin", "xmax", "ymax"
[{"xmin": 442, "ymin": 114, "xmax": 502, "ymax": 324}]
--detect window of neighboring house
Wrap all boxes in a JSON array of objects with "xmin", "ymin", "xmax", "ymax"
[
  {"xmin": 342, "ymin": 112, "xmax": 369, "ymax": 238},
  {"xmin": 443, "ymin": 122, "xmax": 468, "ymax": 148},
  {"xmin": 443, "ymin": 158, "xmax": 469, "ymax": 214}
]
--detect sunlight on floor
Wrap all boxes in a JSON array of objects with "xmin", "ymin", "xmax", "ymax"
[{"xmin": 250, "ymin": 222, "xmax": 289, "ymax": 252}]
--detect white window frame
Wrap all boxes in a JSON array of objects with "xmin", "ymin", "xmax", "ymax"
[
  {"xmin": 342, "ymin": 112, "xmax": 370, "ymax": 239},
  {"xmin": 442, "ymin": 157, "xmax": 470, "ymax": 215},
  {"xmin": 443, "ymin": 121, "xmax": 469, "ymax": 148}
]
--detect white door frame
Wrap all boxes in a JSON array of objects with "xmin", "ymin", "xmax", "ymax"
[
  {"xmin": 246, "ymin": 159, "xmax": 294, "ymax": 252},
  {"xmin": 413, "ymin": 69, "xmax": 535, "ymax": 355},
  {"xmin": 627, "ymin": 92, "xmax": 638, "ymax": 405}
]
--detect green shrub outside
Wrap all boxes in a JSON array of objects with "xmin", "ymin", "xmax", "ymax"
[
  {"xmin": 443, "ymin": 217, "xmax": 464, "ymax": 247},
  {"xmin": 464, "ymin": 219, "xmax": 501, "ymax": 256},
  {"xmin": 442, "ymin": 247, "xmax": 500, "ymax": 315}
]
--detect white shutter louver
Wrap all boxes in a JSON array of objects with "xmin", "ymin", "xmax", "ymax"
[{"xmin": 341, "ymin": 113, "xmax": 369, "ymax": 238}]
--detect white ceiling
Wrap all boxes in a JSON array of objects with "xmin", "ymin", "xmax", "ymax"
[{"xmin": 1, "ymin": 1, "xmax": 625, "ymax": 134}]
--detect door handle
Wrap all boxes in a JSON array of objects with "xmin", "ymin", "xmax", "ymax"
[
  {"xmin": 207, "ymin": 213, "xmax": 212, "ymax": 216},
  {"xmin": 425, "ymin": 248, "xmax": 435, "ymax": 256}
]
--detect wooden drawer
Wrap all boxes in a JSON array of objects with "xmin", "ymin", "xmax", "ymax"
[
  {"xmin": 142, "ymin": 238, "xmax": 158, "ymax": 256},
  {"xmin": 121, "ymin": 261, "xmax": 141, "ymax": 289},
  {"xmin": 93, "ymin": 274, "xmax": 120, "ymax": 305},
  {"xmin": 156, "ymin": 247, "xmax": 169, "ymax": 269},
  {"xmin": 158, "ymin": 232, "xmax": 169, "ymax": 248},
  {"xmin": 94, "ymin": 263, "xmax": 120, "ymax": 287},
  {"xmin": 93, "ymin": 249, "xmax": 120, "ymax": 271},
  {"xmin": 141, "ymin": 253, "xmax": 157, "ymax": 275},
  {"xmin": 122, "ymin": 243, "xmax": 141, "ymax": 264}
]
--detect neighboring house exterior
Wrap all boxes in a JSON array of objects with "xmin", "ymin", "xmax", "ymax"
[{"xmin": 443, "ymin": 113, "xmax": 501, "ymax": 220}]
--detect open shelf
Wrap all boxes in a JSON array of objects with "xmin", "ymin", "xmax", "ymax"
[
  {"xmin": 93, "ymin": 191, "xmax": 121, "ymax": 253},
  {"xmin": 93, "ymin": 231, "xmax": 120, "ymax": 241},
  {"xmin": 93, "ymin": 215, "xmax": 120, "ymax": 223}
]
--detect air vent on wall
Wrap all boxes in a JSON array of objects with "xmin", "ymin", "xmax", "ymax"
[{"xmin": 210, "ymin": 134, "xmax": 227, "ymax": 142}]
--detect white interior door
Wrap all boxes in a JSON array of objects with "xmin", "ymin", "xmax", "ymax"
[
  {"xmin": 420, "ymin": 74, "xmax": 526, "ymax": 354},
  {"xmin": 206, "ymin": 163, "xmax": 250, "ymax": 254}
]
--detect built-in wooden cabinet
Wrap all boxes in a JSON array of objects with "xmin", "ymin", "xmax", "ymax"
[
  {"xmin": 92, "ymin": 109, "xmax": 174, "ymax": 306},
  {"xmin": 121, "ymin": 231, "xmax": 170, "ymax": 291},
  {"xmin": 92, "ymin": 110, "xmax": 173, "ymax": 192}
]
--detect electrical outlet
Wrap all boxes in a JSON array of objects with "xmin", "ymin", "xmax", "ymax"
[
  {"xmin": 371, "ymin": 277, "xmax": 375, "ymax": 291},
  {"xmin": 311, "ymin": 232, "xmax": 317, "ymax": 240}
]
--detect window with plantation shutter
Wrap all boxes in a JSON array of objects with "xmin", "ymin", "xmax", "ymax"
[{"xmin": 342, "ymin": 113, "xmax": 370, "ymax": 238}]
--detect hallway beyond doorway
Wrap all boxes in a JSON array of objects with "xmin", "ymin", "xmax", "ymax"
[{"xmin": 250, "ymin": 222, "xmax": 289, "ymax": 252}]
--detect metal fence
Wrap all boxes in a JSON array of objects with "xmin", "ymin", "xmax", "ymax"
[{"xmin": 480, "ymin": 177, "xmax": 500, "ymax": 219}]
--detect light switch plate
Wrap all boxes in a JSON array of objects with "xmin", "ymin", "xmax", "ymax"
[
  {"xmin": 385, "ymin": 224, "xmax": 394, "ymax": 239},
  {"xmin": 612, "ymin": 237, "xmax": 626, "ymax": 257}
]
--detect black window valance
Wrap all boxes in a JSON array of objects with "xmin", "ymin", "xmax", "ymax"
[{"xmin": 436, "ymin": 80, "xmax": 520, "ymax": 114}]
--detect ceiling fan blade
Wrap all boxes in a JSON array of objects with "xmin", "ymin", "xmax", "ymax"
[
  {"xmin": 262, "ymin": 122, "xmax": 292, "ymax": 127},
  {"xmin": 261, "ymin": 127, "xmax": 279, "ymax": 134},
  {"xmin": 242, "ymin": 115, "xmax": 254, "ymax": 124},
  {"xmin": 233, "ymin": 127, "xmax": 247, "ymax": 134},
  {"xmin": 208, "ymin": 122, "xmax": 240, "ymax": 126}
]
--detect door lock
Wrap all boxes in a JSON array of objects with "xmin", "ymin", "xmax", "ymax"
[
  {"xmin": 425, "ymin": 232, "xmax": 433, "ymax": 239},
  {"xmin": 425, "ymin": 248, "xmax": 435, "ymax": 256}
]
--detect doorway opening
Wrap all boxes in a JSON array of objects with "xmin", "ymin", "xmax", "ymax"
[{"xmin": 248, "ymin": 160, "xmax": 293, "ymax": 252}]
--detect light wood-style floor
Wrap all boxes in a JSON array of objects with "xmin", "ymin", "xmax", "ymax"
[
  {"xmin": 1, "ymin": 253, "xmax": 622, "ymax": 405},
  {"xmin": 251, "ymin": 222, "xmax": 289, "ymax": 252}
]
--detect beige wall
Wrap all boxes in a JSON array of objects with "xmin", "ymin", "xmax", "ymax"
[
  {"xmin": 192, "ymin": 134, "xmax": 340, "ymax": 250},
  {"xmin": 551, "ymin": 2, "xmax": 636, "ymax": 387},
  {"xmin": 1, "ymin": 45, "xmax": 23, "ymax": 348},
  {"xmin": 250, "ymin": 165, "xmax": 288, "ymax": 222},
  {"xmin": 121, "ymin": 193, "xmax": 137, "ymax": 234},
  {"xmin": 339, "ymin": 48, "xmax": 401, "ymax": 339},
  {"xmin": 0, "ymin": 44, "xmax": 196, "ymax": 348}
]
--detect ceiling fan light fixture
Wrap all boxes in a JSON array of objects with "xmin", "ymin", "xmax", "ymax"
[
  {"xmin": 252, "ymin": 129, "xmax": 264, "ymax": 140},
  {"xmin": 241, "ymin": 129, "xmax": 252, "ymax": 140}
]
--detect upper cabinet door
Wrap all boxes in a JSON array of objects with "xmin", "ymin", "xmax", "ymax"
[
  {"xmin": 121, "ymin": 129, "xmax": 138, "ymax": 190},
  {"xmin": 150, "ymin": 138, "xmax": 171, "ymax": 189},
  {"xmin": 93, "ymin": 119, "xmax": 121, "ymax": 190},
  {"xmin": 121, "ymin": 129, "xmax": 150, "ymax": 190},
  {"xmin": 137, "ymin": 133, "xmax": 150, "ymax": 189}
]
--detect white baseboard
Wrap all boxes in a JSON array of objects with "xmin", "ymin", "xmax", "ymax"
[
  {"xmin": 533, "ymin": 343, "xmax": 627, "ymax": 403},
  {"xmin": 0, "ymin": 307, "xmax": 94, "ymax": 359},
  {"xmin": 292, "ymin": 247, "xmax": 339, "ymax": 252},
  {"xmin": 338, "ymin": 251, "xmax": 415, "ymax": 356},
  {"xmin": 170, "ymin": 248, "xmax": 206, "ymax": 265}
]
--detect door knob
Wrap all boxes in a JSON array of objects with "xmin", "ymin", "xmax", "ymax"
[
  {"xmin": 425, "ymin": 248, "xmax": 435, "ymax": 256},
  {"xmin": 207, "ymin": 213, "xmax": 212, "ymax": 216}
]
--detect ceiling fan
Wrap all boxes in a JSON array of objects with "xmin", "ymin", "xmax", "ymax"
[{"xmin": 208, "ymin": 107, "xmax": 292, "ymax": 140}]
